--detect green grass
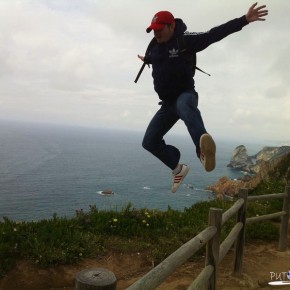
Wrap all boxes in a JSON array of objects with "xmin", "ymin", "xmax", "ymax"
[{"xmin": 0, "ymin": 187, "xmax": 285, "ymax": 278}]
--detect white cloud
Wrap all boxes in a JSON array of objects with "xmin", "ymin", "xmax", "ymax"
[{"xmin": 0, "ymin": 0, "xmax": 289, "ymax": 144}]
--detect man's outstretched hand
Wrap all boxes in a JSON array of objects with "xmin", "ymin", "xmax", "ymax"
[
  {"xmin": 246, "ymin": 2, "xmax": 268, "ymax": 23},
  {"xmin": 137, "ymin": 55, "xmax": 144, "ymax": 62}
]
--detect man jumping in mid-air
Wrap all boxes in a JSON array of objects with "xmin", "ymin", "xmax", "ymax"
[{"xmin": 138, "ymin": 3, "xmax": 268, "ymax": 193}]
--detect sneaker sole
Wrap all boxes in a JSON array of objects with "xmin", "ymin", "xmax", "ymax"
[
  {"xmin": 172, "ymin": 166, "xmax": 190, "ymax": 193},
  {"xmin": 200, "ymin": 134, "xmax": 216, "ymax": 172}
]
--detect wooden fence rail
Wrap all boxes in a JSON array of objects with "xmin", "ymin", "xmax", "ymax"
[
  {"xmin": 75, "ymin": 186, "xmax": 290, "ymax": 290},
  {"xmin": 221, "ymin": 198, "xmax": 244, "ymax": 225},
  {"xmin": 126, "ymin": 226, "xmax": 217, "ymax": 290}
]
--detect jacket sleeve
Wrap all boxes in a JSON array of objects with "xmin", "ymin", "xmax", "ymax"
[{"xmin": 185, "ymin": 15, "xmax": 249, "ymax": 52}]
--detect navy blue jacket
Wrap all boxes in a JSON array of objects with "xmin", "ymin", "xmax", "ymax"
[{"xmin": 148, "ymin": 16, "xmax": 249, "ymax": 101}]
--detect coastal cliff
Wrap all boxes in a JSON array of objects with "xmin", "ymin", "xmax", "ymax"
[
  {"xmin": 208, "ymin": 145, "xmax": 290, "ymax": 198},
  {"xmin": 227, "ymin": 145, "xmax": 290, "ymax": 174}
]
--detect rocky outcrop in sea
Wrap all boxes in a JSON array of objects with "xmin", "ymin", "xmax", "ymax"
[
  {"xmin": 227, "ymin": 145, "xmax": 290, "ymax": 174},
  {"xmin": 208, "ymin": 145, "xmax": 290, "ymax": 198}
]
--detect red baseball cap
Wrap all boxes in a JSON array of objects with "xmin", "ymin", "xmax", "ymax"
[{"xmin": 146, "ymin": 11, "xmax": 175, "ymax": 33}]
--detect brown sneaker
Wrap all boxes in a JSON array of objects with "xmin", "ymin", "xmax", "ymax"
[
  {"xmin": 171, "ymin": 164, "xmax": 190, "ymax": 193},
  {"xmin": 200, "ymin": 134, "xmax": 216, "ymax": 172}
]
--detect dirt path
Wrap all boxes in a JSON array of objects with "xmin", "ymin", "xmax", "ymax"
[{"xmin": 1, "ymin": 235, "xmax": 290, "ymax": 290}]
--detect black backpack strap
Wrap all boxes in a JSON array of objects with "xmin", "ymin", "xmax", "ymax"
[
  {"xmin": 134, "ymin": 38, "xmax": 156, "ymax": 83},
  {"xmin": 176, "ymin": 34, "xmax": 187, "ymax": 53},
  {"xmin": 134, "ymin": 63, "xmax": 146, "ymax": 83},
  {"xmin": 145, "ymin": 37, "xmax": 157, "ymax": 58},
  {"xmin": 195, "ymin": 66, "xmax": 211, "ymax": 76},
  {"xmin": 177, "ymin": 34, "xmax": 210, "ymax": 77}
]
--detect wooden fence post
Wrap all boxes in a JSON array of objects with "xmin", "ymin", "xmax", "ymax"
[
  {"xmin": 233, "ymin": 188, "xmax": 248, "ymax": 275},
  {"xmin": 75, "ymin": 268, "xmax": 117, "ymax": 290},
  {"xmin": 279, "ymin": 186, "xmax": 290, "ymax": 251},
  {"xmin": 206, "ymin": 208, "xmax": 222, "ymax": 290}
]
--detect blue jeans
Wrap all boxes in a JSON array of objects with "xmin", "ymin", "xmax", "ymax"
[{"xmin": 142, "ymin": 90, "xmax": 207, "ymax": 170}]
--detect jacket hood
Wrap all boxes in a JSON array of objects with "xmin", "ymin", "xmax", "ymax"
[{"xmin": 173, "ymin": 18, "xmax": 187, "ymax": 37}]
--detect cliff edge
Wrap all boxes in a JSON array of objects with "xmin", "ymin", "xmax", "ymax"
[{"xmin": 208, "ymin": 145, "xmax": 290, "ymax": 198}]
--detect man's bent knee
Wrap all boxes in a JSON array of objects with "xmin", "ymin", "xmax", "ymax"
[
  {"xmin": 142, "ymin": 136, "xmax": 162, "ymax": 154},
  {"xmin": 142, "ymin": 137, "xmax": 153, "ymax": 152}
]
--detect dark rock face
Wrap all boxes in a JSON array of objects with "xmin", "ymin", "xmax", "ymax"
[
  {"xmin": 208, "ymin": 147, "xmax": 290, "ymax": 199},
  {"xmin": 227, "ymin": 145, "xmax": 290, "ymax": 174},
  {"xmin": 227, "ymin": 145, "xmax": 253, "ymax": 172}
]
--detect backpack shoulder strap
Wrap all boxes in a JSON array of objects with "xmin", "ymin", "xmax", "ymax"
[
  {"xmin": 176, "ymin": 35, "xmax": 197, "ymax": 76},
  {"xmin": 144, "ymin": 37, "xmax": 157, "ymax": 63},
  {"xmin": 176, "ymin": 34, "xmax": 187, "ymax": 53},
  {"xmin": 176, "ymin": 34, "xmax": 210, "ymax": 77},
  {"xmin": 134, "ymin": 37, "xmax": 156, "ymax": 83}
]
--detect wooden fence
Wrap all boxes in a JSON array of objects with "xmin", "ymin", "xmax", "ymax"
[{"xmin": 75, "ymin": 186, "xmax": 290, "ymax": 290}]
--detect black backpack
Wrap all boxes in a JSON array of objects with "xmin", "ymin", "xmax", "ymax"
[{"xmin": 134, "ymin": 35, "xmax": 210, "ymax": 83}]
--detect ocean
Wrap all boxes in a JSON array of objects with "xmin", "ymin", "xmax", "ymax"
[{"xmin": 0, "ymin": 121, "xmax": 263, "ymax": 221}]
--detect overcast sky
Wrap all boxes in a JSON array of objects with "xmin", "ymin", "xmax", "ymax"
[{"xmin": 0, "ymin": 0, "xmax": 289, "ymax": 144}]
